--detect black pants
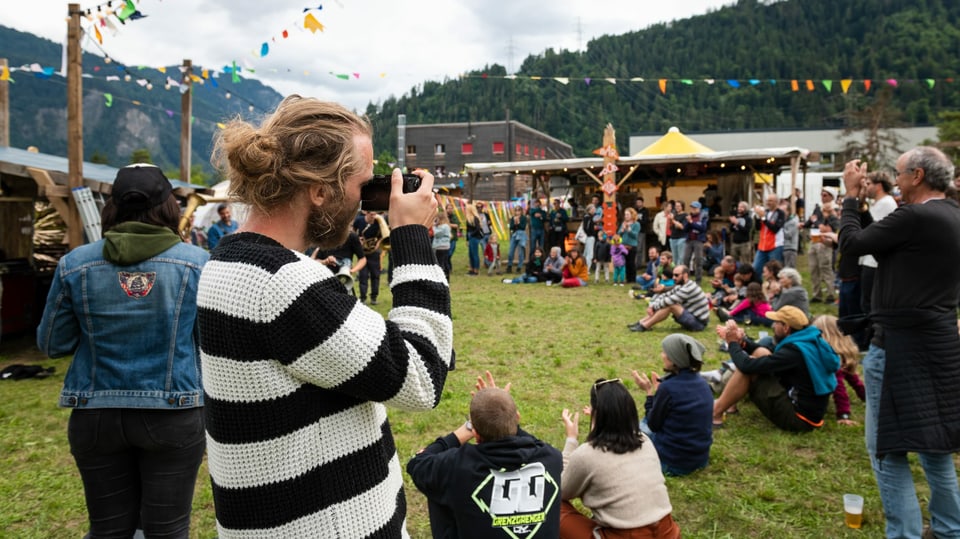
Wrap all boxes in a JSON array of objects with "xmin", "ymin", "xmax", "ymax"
[
  {"xmin": 624, "ymin": 245, "xmax": 638, "ymax": 284},
  {"xmin": 435, "ymin": 248, "xmax": 451, "ymax": 280},
  {"xmin": 359, "ymin": 251, "xmax": 382, "ymax": 301},
  {"xmin": 69, "ymin": 408, "xmax": 205, "ymax": 539}
]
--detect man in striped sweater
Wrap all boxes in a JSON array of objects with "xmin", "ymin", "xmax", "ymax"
[
  {"xmin": 627, "ymin": 265, "xmax": 710, "ymax": 332},
  {"xmin": 198, "ymin": 95, "xmax": 453, "ymax": 538}
]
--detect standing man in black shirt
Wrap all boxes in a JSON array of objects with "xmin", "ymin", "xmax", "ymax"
[{"xmin": 633, "ymin": 197, "xmax": 650, "ymax": 274}]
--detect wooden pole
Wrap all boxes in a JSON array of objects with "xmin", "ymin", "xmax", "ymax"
[
  {"xmin": 0, "ymin": 58, "xmax": 9, "ymax": 147},
  {"xmin": 180, "ymin": 59, "xmax": 193, "ymax": 184},
  {"xmin": 66, "ymin": 3, "xmax": 84, "ymax": 249},
  {"xmin": 599, "ymin": 124, "xmax": 619, "ymax": 236}
]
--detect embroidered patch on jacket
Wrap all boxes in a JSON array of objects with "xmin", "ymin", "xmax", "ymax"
[{"xmin": 118, "ymin": 272, "xmax": 156, "ymax": 298}]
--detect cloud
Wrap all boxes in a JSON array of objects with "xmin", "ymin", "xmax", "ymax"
[{"xmin": 5, "ymin": 0, "xmax": 732, "ymax": 111}]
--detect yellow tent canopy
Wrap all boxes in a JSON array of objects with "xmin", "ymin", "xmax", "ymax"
[{"xmin": 634, "ymin": 127, "xmax": 714, "ymax": 156}]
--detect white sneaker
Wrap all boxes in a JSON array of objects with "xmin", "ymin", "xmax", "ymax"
[
  {"xmin": 546, "ymin": 281, "xmax": 553, "ymax": 286},
  {"xmin": 502, "ymin": 278, "xmax": 513, "ymax": 284}
]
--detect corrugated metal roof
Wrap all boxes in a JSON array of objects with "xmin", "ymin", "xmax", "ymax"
[{"xmin": 0, "ymin": 146, "xmax": 206, "ymax": 191}]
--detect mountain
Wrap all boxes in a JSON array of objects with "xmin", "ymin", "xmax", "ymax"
[
  {"xmin": 363, "ymin": 0, "xmax": 960, "ymax": 158},
  {"xmin": 0, "ymin": 25, "xmax": 283, "ymax": 182}
]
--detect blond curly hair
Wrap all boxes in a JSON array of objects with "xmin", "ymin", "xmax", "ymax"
[{"xmin": 211, "ymin": 95, "xmax": 372, "ymax": 214}]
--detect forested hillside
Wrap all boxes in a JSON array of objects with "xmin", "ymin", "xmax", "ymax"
[
  {"xmin": 364, "ymin": 0, "xmax": 960, "ymax": 157},
  {"xmin": 4, "ymin": 0, "xmax": 960, "ymax": 174}
]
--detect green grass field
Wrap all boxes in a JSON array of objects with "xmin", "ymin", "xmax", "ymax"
[{"xmin": 0, "ymin": 248, "xmax": 946, "ymax": 538}]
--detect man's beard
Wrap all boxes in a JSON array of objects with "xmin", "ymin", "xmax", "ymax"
[{"xmin": 305, "ymin": 198, "xmax": 357, "ymax": 250}]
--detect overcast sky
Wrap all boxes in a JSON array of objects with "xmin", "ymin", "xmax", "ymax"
[{"xmin": 4, "ymin": 0, "xmax": 731, "ymax": 111}]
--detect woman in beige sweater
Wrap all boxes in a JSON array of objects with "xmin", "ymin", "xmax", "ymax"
[{"xmin": 560, "ymin": 378, "xmax": 681, "ymax": 538}]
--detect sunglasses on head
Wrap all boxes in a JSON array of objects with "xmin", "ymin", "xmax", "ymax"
[{"xmin": 593, "ymin": 378, "xmax": 621, "ymax": 390}]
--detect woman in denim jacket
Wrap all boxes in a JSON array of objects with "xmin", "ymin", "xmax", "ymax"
[{"xmin": 37, "ymin": 164, "xmax": 209, "ymax": 539}]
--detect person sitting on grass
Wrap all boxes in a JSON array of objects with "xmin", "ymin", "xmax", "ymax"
[
  {"xmin": 543, "ymin": 246, "xmax": 565, "ymax": 285},
  {"xmin": 715, "ymin": 270, "xmax": 746, "ymax": 310},
  {"xmin": 708, "ymin": 265, "xmax": 733, "ymax": 308},
  {"xmin": 712, "ymin": 306, "xmax": 840, "ymax": 431},
  {"xmin": 633, "ymin": 334, "xmax": 714, "ymax": 476},
  {"xmin": 813, "ymin": 314, "xmax": 866, "ymax": 426},
  {"xmin": 637, "ymin": 251, "xmax": 675, "ymax": 299},
  {"xmin": 503, "ymin": 247, "xmax": 545, "ymax": 284},
  {"xmin": 636, "ymin": 246, "xmax": 661, "ymax": 291},
  {"xmin": 627, "ymin": 265, "xmax": 710, "ymax": 333},
  {"xmin": 767, "ymin": 267, "xmax": 811, "ymax": 320},
  {"xmin": 560, "ymin": 378, "xmax": 681, "ymax": 538},
  {"xmin": 560, "ymin": 247, "xmax": 590, "ymax": 288},
  {"xmin": 717, "ymin": 282, "xmax": 772, "ymax": 326},
  {"xmin": 407, "ymin": 372, "xmax": 562, "ymax": 539},
  {"xmin": 761, "ymin": 259, "xmax": 783, "ymax": 303}
]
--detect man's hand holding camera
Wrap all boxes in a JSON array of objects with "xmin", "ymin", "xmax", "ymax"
[{"xmin": 388, "ymin": 168, "xmax": 437, "ymax": 229}]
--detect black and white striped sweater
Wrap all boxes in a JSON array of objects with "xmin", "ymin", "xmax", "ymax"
[{"xmin": 197, "ymin": 226, "xmax": 452, "ymax": 538}]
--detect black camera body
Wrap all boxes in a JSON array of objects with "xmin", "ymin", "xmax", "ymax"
[{"xmin": 360, "ymin": 174, "xmax": 421, "ymax": 212}]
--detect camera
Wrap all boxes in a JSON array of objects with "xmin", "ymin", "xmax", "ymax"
[{"xmin": 360, "ymin": 174, "xmax": 422, "ymax": 212}]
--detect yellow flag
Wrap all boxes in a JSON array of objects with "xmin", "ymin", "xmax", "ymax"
[
  {"xmin": 840, "ymin": 79, "xmax": 852, "ymax": 94},
  {"xmin": 304, "ymin": 13, "xmax": 324, "ymax": 33},
  {"xmin": 0, "ymin": 65, "xmax": 10, "ymax": 81}
]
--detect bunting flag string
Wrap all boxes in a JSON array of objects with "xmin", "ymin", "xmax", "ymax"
[
  {"xmin": 8, "ymin": 54, "xmax": 956, "ymax": 102},
  {"xmin": 50, "ymin": 1, "xmax": 955, "ymax": 99},
  {"xmin": 453, "ymin": 74, "xmax": 953, "ymax": 94},
  {"xmin": 254, "ymin": 6, "xmax": 326, "ymax": 61},
  {"xmin": 10, "ymin": 70, "xmax": 262, "ymax": 139}
]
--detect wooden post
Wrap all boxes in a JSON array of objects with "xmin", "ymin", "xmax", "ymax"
[
  {"xmin": 0, "ymin": 58, "xmax": 9, "ymax": 147},
  {"xmin": 788, "ymin": 155, "xmax": 800, "ymax": 217},
  {"xmin": 66, "ymin": 4, "xmax": 84, "ymax": 249},
  {"xmin": 180, "ymin": 59, "xmax": 193, "ymax": 184}
]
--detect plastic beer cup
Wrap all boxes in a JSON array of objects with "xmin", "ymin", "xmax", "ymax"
[{"xmin": 844, "ymin": 494, "xmax": 864, "ymax": 529}]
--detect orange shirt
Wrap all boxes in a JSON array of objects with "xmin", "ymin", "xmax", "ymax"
[{"xmin": 567, "ymin": 256, "xmax": 589, "ymax": 281}]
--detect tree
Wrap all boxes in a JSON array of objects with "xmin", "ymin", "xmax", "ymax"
[
  {"xmin": 374, "ymin": 150, "xmax": 398, "ymax": 175},
  {"xmin": 935, "ymin": 111, "xmax": 960, "ymax": 163},
  {"xmin": 190, "ymin": 164, "xmax": 212, "ymax": 186},
  {"xmin": 839, "ymin": 89, "xmax": 907, "ymax": 168},
  {"xmin": 130, "ymin": 148, "xmax": 153, "ymax": 164},
  {"xmin": 89, "ymin": 150, "xmax": 110, "ymax": 164}
]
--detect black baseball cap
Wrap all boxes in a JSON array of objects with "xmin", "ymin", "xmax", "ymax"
[{"xmin": 112, "ymin": 164, "xmax": 172, "ymax": 215}]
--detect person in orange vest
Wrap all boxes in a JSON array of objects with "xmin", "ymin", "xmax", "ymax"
[{"xmin": 751, "ymin": 193, "xmax": 785, "ymax": 277}]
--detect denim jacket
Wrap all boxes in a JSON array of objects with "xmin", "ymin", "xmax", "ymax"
[{"xmin": 38, "ymin": 236, "xmax": 209, "ymax": 409}]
